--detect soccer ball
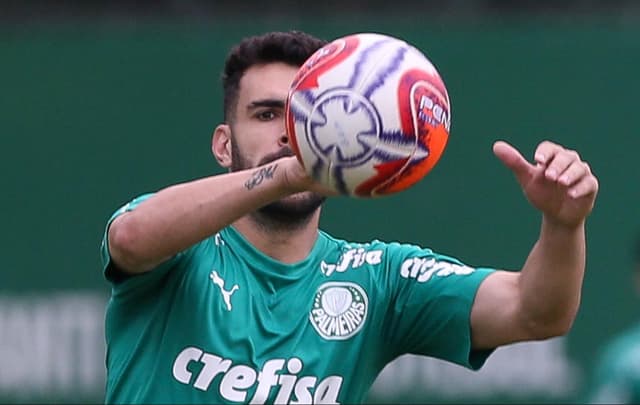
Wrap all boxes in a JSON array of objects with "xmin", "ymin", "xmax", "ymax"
[{"xmin": 285, "ymin": 32, "xmax": 451, "ymax": 197}]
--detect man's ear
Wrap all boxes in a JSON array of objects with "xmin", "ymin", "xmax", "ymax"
[{"xmin": 212, "ymin": 124, "xmax": 233, "ymax": 168}]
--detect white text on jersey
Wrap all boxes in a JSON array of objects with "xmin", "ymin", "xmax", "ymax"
[
  {"xmin": 400, "ymin": 257, "xmax": 474, "ymax": 282},
  {"xmin": 172, "ymin": 346, "xmax": 343, "ymax": 404},
  {"xmin": 321, "ymin": 248, "xmax": 383, "ymax": 276}
]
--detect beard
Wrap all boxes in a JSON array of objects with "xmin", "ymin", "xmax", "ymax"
[{"xmin": 230, "ymin": 143, "xmax": 326, "ymax": 230}]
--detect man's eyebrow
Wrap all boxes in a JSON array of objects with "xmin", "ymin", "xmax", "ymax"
[{"xmin": 247, "ymin": 99, "xmax": 285, "ymax": 110}]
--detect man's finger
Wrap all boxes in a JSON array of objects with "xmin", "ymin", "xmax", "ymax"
[
  {"xmin": 493, "ymin": 140, "xmax": 535, "ymax": 184},
  {"xmin": 569, "ymin": 174, "xmax": 599, "ymax": 199},
  {"xmin": 534, "ymin": 140, "xmax": 565, "ymax": 165},
  {"xmin": 558, "ymin": 160, "xmax": 588, "ymax": 187}
]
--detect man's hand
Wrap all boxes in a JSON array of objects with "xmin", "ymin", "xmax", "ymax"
[
  {"xmin": 278, "ymin": 156, "xmax": 340, "ymax": 197},
  {"xmin": 493, "ymin": 140, "xmax": 599, "ymax": 227}
]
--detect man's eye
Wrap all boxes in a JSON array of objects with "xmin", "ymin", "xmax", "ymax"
[
  {"xmin": 256, "ymin": 110, "xmax": 280, "ymax": 121},
  {"xmin": 257, "ymin": 111, "xmax": 277, "ymax": 121}
]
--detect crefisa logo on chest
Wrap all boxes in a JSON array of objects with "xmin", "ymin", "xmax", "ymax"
[{"xmin": 309, "ymin": 282, "xmax": 368, "ymax": 340}]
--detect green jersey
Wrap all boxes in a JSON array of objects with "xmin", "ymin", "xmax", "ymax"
[
  {"xmin": 587, "ymin": 323, "xmax": 640, "ymax": 404},
  {"xmin": 101, "ymin": 194, "xmax": 495, "ymax": 404}
]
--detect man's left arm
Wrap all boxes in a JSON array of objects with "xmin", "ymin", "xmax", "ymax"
[{"xmin": 470, "ymin": 140, "xmax": 599, "ymax": 350}]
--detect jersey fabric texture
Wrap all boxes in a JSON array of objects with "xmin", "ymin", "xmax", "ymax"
[
  {"xmin": 100, "ymin": 194, "xmax": 496, "ymax": 404},
  {"xmin": 587, "ymin": 322, "xmax": 640, "ymax": 404}
]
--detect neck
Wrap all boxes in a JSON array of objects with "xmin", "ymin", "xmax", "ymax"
[{"xmin": 232, "ymin": 209, "xmax": 322, "ymax": 264}]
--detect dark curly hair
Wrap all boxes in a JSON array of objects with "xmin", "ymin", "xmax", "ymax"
[{"xmin": 221, "ymin": 30, "xmax": 327, "ymax": 123}]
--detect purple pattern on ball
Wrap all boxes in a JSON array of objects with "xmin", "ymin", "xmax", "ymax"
[
  {"xmin": 362, "ymin": 46, "xmax": 408, "ymax": 99},
  {"xmin": 307, "ymin": 90, "xmax": 379, "ymax": 167},
  {"xmin": 333, "ymin": 167, "xmax": 349, "ymax": 195},
  {"xmin": 347, "ymin": 38, "xmax": 392, "ymax": 89}
]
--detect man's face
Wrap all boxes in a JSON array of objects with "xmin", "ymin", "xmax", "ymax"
[{"xmin": 229, "ymin": 62, "xmax": 325, "ymax": 225}]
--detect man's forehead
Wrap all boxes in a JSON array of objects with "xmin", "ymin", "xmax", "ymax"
[
  {"xmin": 238, "ymin": 63, "xmax": 297, "ymax": 97},
  {"xmin": 238, "ymin": 85, "xmax": 288, "ymax": 107}
]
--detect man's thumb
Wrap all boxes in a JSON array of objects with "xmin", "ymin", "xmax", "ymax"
[{"xmin": 492, "ymin": 140, "xmax": 533, "ymax": 183}]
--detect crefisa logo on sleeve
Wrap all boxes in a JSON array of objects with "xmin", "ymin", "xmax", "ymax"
[{"xmin": 309, "ymin": 282, "xmax": 368, "ymax": 340}]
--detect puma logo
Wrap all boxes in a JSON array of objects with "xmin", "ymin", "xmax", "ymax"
[{"xmin": 209, "ymin": 270, "xmax": 239, "ymax": 311}]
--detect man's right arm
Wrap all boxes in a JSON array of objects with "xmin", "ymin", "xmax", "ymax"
[{"xmin": 108, "ymin": 156, "xmax": 311, "ymax": 275}]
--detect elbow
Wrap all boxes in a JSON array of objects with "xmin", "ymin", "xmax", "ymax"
[
  {"xmin": 108, "ymin": 215, "xmax": 150, "ymax": 273},
  {"xmin": 522, "ymin": 310, "xmax": 577, "ymax": 340}
]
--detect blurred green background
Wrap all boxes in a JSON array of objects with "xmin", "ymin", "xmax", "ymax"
[{"xmin": 1, "ymin": 1, "xmax": 639, "ymax": 403}]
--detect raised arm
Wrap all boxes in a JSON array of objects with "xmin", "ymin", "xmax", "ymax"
[
  {"xmin": 470, "ymin": 140, "xmax": 599, "ymax": 350},
  {"xmin": 107, "ymin": 155, "xmax": 313, "ymax": 274}
]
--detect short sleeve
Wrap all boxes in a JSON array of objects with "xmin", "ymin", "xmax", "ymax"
[
  {"xmin": 100, "ymin": 193, "xmax": 186, "ymax": 298},
  {"xmin": 384, "ymin": 242, "xmax": 495, "ymax": 370}
]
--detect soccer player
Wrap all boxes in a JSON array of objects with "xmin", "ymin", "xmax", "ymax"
[
  {"xmin": 587, "ymin": 234, "xmax": 640, "ymax": 404},
  {"xmin": 100, "ymin": 31, "xmax": 599, "ymax": 404}
]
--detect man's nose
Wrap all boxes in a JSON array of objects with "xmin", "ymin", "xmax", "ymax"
[{"xmin": 278, "ymin": 132, "xmax": 289, "ymax": 147}]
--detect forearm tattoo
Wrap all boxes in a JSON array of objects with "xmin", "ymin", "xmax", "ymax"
[{"xmin": 244, "ymin": 164, "xmax": 278, "ymax": 190}]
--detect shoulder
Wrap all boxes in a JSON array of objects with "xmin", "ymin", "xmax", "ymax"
[{"xmin": 106, "ymin": 192, "xmax": 156, "ymax": 222}]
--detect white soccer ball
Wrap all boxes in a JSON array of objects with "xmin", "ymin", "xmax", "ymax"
[{"xmin": 285, "ymin": 32, "xmax": 451, "ymax": 197}]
